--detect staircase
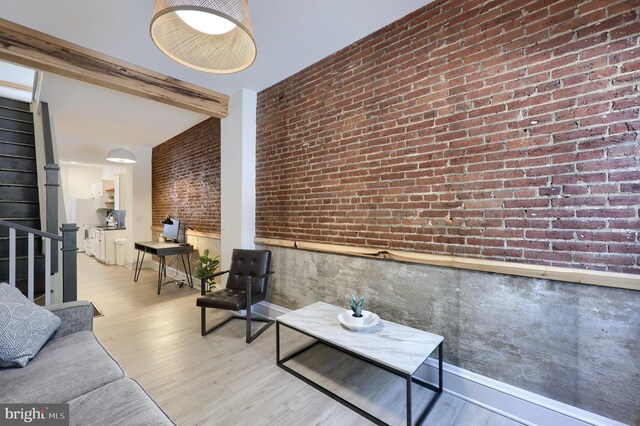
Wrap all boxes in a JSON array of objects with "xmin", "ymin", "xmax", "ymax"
[{"xmin": 0, "ymin": 96, "xmax": 46, "ymax": 299}]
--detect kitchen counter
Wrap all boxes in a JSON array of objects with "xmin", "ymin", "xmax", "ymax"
[{"xmin": 90, "ymin": 225, "xmax": 126, "ymax": 231}]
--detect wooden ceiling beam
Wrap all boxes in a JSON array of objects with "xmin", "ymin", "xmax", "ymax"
[{"xmin": 0, "ymin": 18, "xmax": 228, "ymax": 118}]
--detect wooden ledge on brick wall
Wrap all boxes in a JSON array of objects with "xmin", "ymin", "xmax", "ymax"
[
  {"xmin": 151, "ymin": 226, "xmax": 221, "ymax": 240},
  {"xmin": 255, "ymin": 237, "xmax": 640, "ymax": 292}
]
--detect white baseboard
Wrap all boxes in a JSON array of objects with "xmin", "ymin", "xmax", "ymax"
[
  {"xmin": 254, "ymin": 301, "xmax": 625, "ymax": 426},
  {"xmin": 254, "ymin": 300, "xmax": 290, "ymax": 318},
  {"xmin": 124, "ymin": 259, "xmax": 155, "ymax": 271}
]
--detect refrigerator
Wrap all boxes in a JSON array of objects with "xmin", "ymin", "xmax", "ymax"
[{"xmin": 71, "ymin": 199, "xmax": 103, "ymax": 253}]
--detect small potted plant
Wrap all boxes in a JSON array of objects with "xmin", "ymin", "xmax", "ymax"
[
  {"xmin": 348, "ymin": 294, "xmax": 366, "ymax": 326},
  {"xmin": 194, "ymin": 249, "xmax": 220, "ymax": 292}
]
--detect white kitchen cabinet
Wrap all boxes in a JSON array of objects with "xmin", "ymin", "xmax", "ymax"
[
  {"xmin": 89, "ymin": 228, "xmax": 99, "ymax": 257},
  {"xmin": 96, "ymin": 228, "xmax": 105, "ymax": 262},
  {"xmin": 92, "ymin": 179, "xmax": 115, "ymax": 209}
]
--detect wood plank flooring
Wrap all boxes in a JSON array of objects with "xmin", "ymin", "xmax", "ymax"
[{"xmin": 77, "ymin": 254, "xmax": 523, "ymax": 426}]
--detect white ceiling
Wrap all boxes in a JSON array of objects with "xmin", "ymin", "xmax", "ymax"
[
  {"xmin": 41, "ymin": 73, "xmax": 208, "ymax": 149},
  {"xmin": 0, "ymin": 0, "xmax": 431, "ymax": 159}
]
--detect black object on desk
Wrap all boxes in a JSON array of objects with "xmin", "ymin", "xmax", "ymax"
[{"xmin": 134, "ymin": 241, "xmax": 194, "ymax": 295}]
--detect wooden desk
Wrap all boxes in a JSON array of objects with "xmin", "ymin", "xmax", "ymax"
[{"xmin": 134, "ymin": 241, "xmax": 194, "ymax": 295}]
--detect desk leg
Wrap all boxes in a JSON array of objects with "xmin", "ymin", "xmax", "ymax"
[
  {"xmin": 134, "ymin": 251, "xmax": 145, "ymax": 282},
  {"xmin": 180, "ymin": 253, "xmax": 194, "ymax": 288},
  {"xmin": 157, "ymin": 256, "xmax": 164, "ymax": 295},
  {"xmin": 186, "ymin": 253, "xmax": 193, "ymax": 288}
]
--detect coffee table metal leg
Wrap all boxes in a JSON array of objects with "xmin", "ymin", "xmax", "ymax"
[
  {"xmin": 413, "ymin": 342, "xmax": 443, "ymax": 426},
  {"xmin": 276, "ymin": 322, "xmax": 443, "ymax": 426},
  {"xmin": 276, "ymin": 322, "xmax": 280, "ymax": 363},
  {"xmin": 439, "ymin": 343, "xmax": 443, "ymax": 392},
  {"xmin": 407, "ymin": 373, "xmax": 413, "ymax": 426}
]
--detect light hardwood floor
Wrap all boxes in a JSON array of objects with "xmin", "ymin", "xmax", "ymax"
[{"xmin": 77, "ymin": 254, "xmax": 523, "ymax": 426}]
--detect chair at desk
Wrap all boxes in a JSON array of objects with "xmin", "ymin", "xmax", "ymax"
[{"xmin": 196, "ymin": 249, "xmax": 274, "ymax": 343}]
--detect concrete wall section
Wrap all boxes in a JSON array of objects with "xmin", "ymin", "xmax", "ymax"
[{"xmin": 259, "ymin": 244, "xmax": 640, "ymax": 425}]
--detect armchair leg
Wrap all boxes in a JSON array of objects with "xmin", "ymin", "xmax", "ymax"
[
  {"xmin": 200, "ymin": 306, "xmax": 274, "ymax": 343},
  {"xmin": 244, "ymin": 305, "xmax": 274, "ymax": 343},
  {"xmin": 201, "ymin": 313, "xmax": 237, "ymax": 337},
  {"xmin": 201, "ymin": 307, "xmax": 206, "ymax": 336}
]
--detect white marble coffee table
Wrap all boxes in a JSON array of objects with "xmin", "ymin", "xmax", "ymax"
[{"xmin": 276, "ymin": 302, "xmax": 443, "ymax": 426}]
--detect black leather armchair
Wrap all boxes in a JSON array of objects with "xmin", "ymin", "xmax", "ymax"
[{"xmin": 196, "ymin": 249, "xmax": 274, "ymax": 343}]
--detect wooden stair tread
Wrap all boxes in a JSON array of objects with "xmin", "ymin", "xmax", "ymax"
[
  {"xmin": 0, "ymin": 167, "xmax": 37, "ymax": 174},
  {"xmin": 0, "ymin": 140, "xmax": 35, "ymax": 147},
  {"xmin": 0, "ymin": 127, "xmax": 34, "ymax": 135},
  {"xmin": 0, "ymin": 183, "xmax": 38, "ymax": 188},
  {"xmin": 0, "ymin": 115, "xmax": 34, "ymax": 124},
  {"xmin": 0, "ymin": 153, "xmax": 36, "ymax": 160}
]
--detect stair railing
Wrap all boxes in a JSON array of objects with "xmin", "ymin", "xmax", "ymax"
[{"xmin": 0, "ymin": 219, "xmax": 77, "ymax": 305}]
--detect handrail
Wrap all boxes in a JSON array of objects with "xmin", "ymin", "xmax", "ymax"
[
  {"xmin": 0, "ymin": 220, "xmax": 77, "ymax": 304},
  {"xmin": 0, "ymin": 219, "xmax": 62, "ymax": 241}
]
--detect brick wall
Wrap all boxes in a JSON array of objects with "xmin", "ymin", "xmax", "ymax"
[
  {"xmin": 256, "ymin": 0, "xmax": 640, "ymax": 274},
  {"xmin": 152, "ymin": 117, "xmax": 221, "ymax": 233}
]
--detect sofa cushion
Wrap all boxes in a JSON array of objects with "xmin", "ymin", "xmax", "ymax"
[
  {"xmin": 68, "ymin": 378, "xmax": 174, "ymax": 425},
  {"xmin": 0, "ymin": 330, "xmax": 125, "ymax": 403},
  {"xmin": 0, "ymin": 282, "xmax": 61, "ymax": 368}
]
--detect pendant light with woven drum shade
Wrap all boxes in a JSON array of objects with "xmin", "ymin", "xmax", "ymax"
[{"xmin": 150, "ymin": 0, "xmax": 257, "ymax": 74}]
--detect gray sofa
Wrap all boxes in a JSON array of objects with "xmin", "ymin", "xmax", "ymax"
[{"xmin": 0, "ymin": 301, "xmax": 173, "ymax": 425}]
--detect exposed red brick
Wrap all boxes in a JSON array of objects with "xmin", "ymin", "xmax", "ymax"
[
  {"xmin": 152, "ymin": 118, "xmax": 221, "ymax": 233},
  {"xmin": 255, "ymin": 0, "xmax": 640, "ymax": 273}
]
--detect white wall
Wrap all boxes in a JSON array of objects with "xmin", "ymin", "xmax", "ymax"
[
  {"xmin": 59, "ymin": 162, "xmax": 126, "ymax": 222},
  {"xmin": 0, "ymin": 60, "xmax": 34, "ymax": 102},
  {"xmin": 124, "ymin": 145, "xmax": 153, "ymax": 267},
  {"xmin": 220, "ymin": 89, "xmax": 257, "ymax": 267},
  {"xmin": 60, "ymin": 163, "xmax": 102, "ymax": 217},
  {"xmin": 102, "ymin": 165, "xmax": 127, "ymax": 180}
]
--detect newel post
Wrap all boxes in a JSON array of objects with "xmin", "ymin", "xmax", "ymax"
[
  {"xmin": 45, "ymin": 164, "xmax": 60, "ymax": 273},
  {"xmin": 61, "ymin": 223, "xmax": 78, "ymax": 302}
]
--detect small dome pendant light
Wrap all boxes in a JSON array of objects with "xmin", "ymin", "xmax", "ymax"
[{"xmin": 107, "ymin": 120, "xmax": 136, "ymax": 164}]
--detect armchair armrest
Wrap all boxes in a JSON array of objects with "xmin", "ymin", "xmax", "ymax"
[
  {"xmin": 244, "ymin": 271, "xmax": 274, "ymax": 283},
  {"xmin": 44, "ymin": 301, "xmax": 93, "ymax": 340},
  {"xmin": 200, "ymin": 270, "xmax": 230, "ymax": 295},
  {"xmin": 245, "ymin": 271, "xmax": 274, "ymax": 306},
  {"xmin": 211, "ymin": 270, "xmax": 230, "ymax": 278}
]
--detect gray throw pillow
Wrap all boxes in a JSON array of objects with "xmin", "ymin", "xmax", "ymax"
[{"xmin": 0, "ymin": 282, "xmax": 61, "ymax": 368}]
